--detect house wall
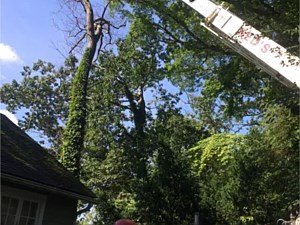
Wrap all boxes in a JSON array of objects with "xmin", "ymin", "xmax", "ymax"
[
  {"xmin": 42, "ymin": 194, "xmax": 78, "ymax": 225},
  {"xmin": 2, "ymin": 182, "xmax": 78, "ymax": 225}
]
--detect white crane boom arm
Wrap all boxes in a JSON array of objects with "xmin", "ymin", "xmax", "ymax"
[{"xmin": 181, "ymin": 0, "xmax": 300, "ymax": 89}]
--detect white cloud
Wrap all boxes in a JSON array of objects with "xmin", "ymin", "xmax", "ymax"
[
  {"xmin": 0, "ymin": 74, "xmax": 7, "ymax": 80},
  {"xmin": 0, "ymin": 43, "xmax": 22, "ymax": 63},
  {"xmin": 0, "ymin": 110, "xmax": 19, "ymax": 126}
]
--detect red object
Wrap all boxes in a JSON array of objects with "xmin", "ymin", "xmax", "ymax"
[{"xmin": 113, "ymin": 219, "xmax": 137, "ymax": 225}]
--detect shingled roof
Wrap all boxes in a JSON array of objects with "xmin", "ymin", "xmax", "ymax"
[{"xmin": 1, "ymin": 113, "xmax": 96, "ymax": 203}]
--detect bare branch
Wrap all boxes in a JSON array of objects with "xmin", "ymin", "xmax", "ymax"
[
  {"xmin": 70, "ymin": 25, "xmax": 85, "ymax": 39},
  {"xmin": 69, "ymin": 33, "xmax": 87, "ymax": 54},
  {"xmin": 100, "ymin": 0, "xmax": 111, "ymax": 22},
  {"xmin": 109, "ymin": 21, "xmax": 127, "ymax": 30},
  {"xmin": 58, "ymin": 0, "xmax": 127, "ymax": 55},
  {"xmin": 50, "ymin": 41, "xmax": 68, "ymax": 60},
  {"xmin": 74, "ymin": 17, "xmax": 85, "ymax": 35}
]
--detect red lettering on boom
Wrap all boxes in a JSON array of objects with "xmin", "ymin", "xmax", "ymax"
[
  {"xmin": 250, "ymin": 37, "xmax": 260, "ymax": 46},
  {"xmin": 261, "ymin": 44, "xmax": 271, "ymax": 53},
  {"xmin": 237, "ymin": 28, "xmax": 271, "ymax": 54},
  {"xmin": 243, "ymin": 31, "xmax": 252, "ymax": 41}
]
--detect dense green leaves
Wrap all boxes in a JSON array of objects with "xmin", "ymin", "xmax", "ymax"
[
  {"xmin": 189, "ymin": 134, "xmax": 244, "ymax": 224},
  {"xmin": 61, "ymin": 48, "xmax": 94, "ymax": 178},
  {"xmin": 0, "ymin": 58, "xmax": 74, "ymax": 153},
  {"xmin": 238, "ymin": 105, "xmax": 299, "ymax": 224},
  {"xmin": 188, "ymin": 104, "xmax": 299, "ymax": 224}
]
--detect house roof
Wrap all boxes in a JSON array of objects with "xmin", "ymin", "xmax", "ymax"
[{"xmin": 1, "ymin": 113, "xmax": 97, "ymax": 203}]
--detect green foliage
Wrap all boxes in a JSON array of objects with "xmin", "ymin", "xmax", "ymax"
[
  {"xmin": 61, "ymin": 48, "xmax": 93, "ymax": 177},
  {"xmin": 114, "ymin": 0, "xmax": 299, "ymax": 132},
  {"xmin": 130, "ymin": 110, "xmax": 205, "ymax": 225},
  {"xmin": 1, "ymin": 1, "xmax": 299, "ymax": 224},
  {"xmin": 238, "ymin": 105, "xmax": 299, "ymax": 224},
  {"xmin": 0, "ymin": 58, "xmax": 75, "ymax": 153},
  {"xmin": 189, "ymin": 133, "xmax": 244, "ymax": 224},
  {"xmin": 188, "ymin": 105, "xmax": 299, "ymax": 224},
  {"xmin": 76, "ymin": 16, "xmax": 206, "ymax": 224}
]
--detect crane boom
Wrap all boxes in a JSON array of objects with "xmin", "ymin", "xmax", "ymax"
[{"xmin": 181, "ymin": 0, "xmax": 300, "ymax": 89}]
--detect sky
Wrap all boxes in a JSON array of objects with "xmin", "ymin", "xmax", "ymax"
[
  {"xmin": 0, "ymin": 0, "xmax": 70, "ymax": 124},
  {"xmin": 0, "ymin": 0, "xmax": 66, "ymax": 84}
]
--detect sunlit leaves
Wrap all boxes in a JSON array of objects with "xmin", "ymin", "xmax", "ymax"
[
  {"xmin": 189, "ymin": 133, "xmax": 244, "ymax": 224},
  {"xmin": 0, "ymin": 58, "xmax": 75, "ymax": 153}
]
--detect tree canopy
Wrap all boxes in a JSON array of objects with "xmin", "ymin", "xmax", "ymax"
[{"xmin": 1, "ymin": 0, "xmax": 299, "ymax": 224}]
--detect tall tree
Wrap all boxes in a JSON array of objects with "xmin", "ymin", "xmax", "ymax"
[
  {"xmin": 60, "ymin": 0, "xmax": 104, "ymax": 177},
  {"xmin": 60, "ymin": 0, "xmax": 125, "ymax": 177},
  {"xmin": 79, "ymin": 15, "xmax": 206, "ymax": 224}
]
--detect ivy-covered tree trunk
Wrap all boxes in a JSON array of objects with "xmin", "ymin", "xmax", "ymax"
[
  {"xmin": 60, "ymin": 0, "xmax": 101, "ymax": 178},
  {"xmin": 61, "ymin": 47, "xmax": 95, "ymax": 178}
]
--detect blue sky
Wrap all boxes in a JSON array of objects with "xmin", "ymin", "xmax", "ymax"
[
  {"xmin": 0, "ymin": 0, "xmax": 70, "ymax": 127},
  {"xmin": 0, "ymin": 0, "xmax": 66, "ymax": 84}
]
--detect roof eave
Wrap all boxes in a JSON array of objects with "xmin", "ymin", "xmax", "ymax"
[{"xmin": 1, "ymin": 173, "xmax": 98, "ymax": 204}]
